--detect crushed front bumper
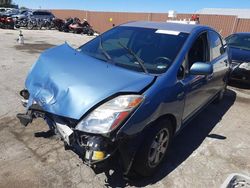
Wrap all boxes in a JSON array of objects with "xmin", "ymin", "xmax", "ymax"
[
  {"xmin": 17, "ymin": 106, "xmax": 117, "ymax": 170},
  {"xmin": 16, "ymin": 89, "xmax": 138, "ymax": 176}
]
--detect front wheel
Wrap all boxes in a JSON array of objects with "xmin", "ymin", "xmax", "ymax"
[
  {"xmin": 132, "ymin": 119, "xmax": 173, "ymax": 177},
  {"xmin": 27, "ymin": 21, "xmax": 34, "ymax": 30}
]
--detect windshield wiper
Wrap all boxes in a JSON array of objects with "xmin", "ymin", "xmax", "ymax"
[
  {"xmin": 98, "ymin": 35, "xmax": 112, "ymax": 61},
  {"xmin": 118, "ymin": 41, "xmax": 148, "ymax": 74}
]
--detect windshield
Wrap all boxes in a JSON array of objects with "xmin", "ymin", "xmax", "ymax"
[
  {"xmin": 80, "ymin": 26, "xmax": 188, "ymax": 74},
  {"xmin": 226, "ymin": 34, "xmax": 250, "ymax": 50}
]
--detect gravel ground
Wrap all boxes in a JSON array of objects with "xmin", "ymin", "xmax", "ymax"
[{"xmin": 0, "ymin": 29, "xmax": 250, "ymax": 188}]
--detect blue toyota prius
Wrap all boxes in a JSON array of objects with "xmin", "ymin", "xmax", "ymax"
[{"xmin": 17, "ymin": 21, "xmax": 230, "ymax": 177}]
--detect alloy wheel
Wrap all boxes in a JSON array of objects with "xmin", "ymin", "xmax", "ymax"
[{"xmin": 148, "ymin": 128, "xmax": 170, "ymax": 168}]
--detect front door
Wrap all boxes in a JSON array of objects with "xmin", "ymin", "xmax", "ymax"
[{"xmin": 182, "ymin": 32, "xmax": 210, "ymax": 121}]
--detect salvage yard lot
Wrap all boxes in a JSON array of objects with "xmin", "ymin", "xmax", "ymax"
[{"xmin": 0, "ymin": 29, "xmax": 250, "ymax": 188}]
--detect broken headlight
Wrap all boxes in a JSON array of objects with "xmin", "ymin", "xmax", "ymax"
[{"xmin": 75, "ymin": 95, "xmax": 144, "ymax": 134}]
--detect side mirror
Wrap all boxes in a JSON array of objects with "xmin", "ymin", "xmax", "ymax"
[{"xmin": 190, "ymin": 62, "xmax": 213, "ymax": 75}]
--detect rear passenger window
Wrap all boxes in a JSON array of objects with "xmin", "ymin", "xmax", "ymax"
[{"xmin": 209, "ymin": 31, "xmax": 224, "ymax": 60}]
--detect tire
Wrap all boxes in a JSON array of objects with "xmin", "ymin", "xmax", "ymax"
[
  {"xmin": 38, "ymin": 23, "xmax": 43, "ymax": 30},
  {"xmin": 132, "ymin": 119, "xmax": 173, "ymax": 177},
  {"xmin": 10, "ymin": 23, "xmax": 15, "ymax": 30},
  {"xmin": 88, "ymin": 29, "xmax": 94, "ymax": 36},
  {"xmin": 48, "ymin": 23, "xmax": 52, "ymax": 30},
  {"xmin": 27, "ymin": 22, "xmax": 33, "ymax": 30}
]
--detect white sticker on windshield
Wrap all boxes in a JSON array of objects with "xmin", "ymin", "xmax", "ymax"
[
  {"xmin": 157, "ymin": 65, "xmax": 167, "ymax": 69},
  {"xmin": 155, "ymin": 30, "xmax": 180, "ymax": 35}
]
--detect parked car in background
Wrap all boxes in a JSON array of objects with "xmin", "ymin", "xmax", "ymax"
[
  {"xmin": 0, "ymin": 14, "xmax": 15, "ymax": 29},
  {"xmin": 0, "ymin": 8, "xmax": 16, "ymax": 29},
  {"xmin": 0, "ymin": 7, "xmax": 13, "ymax": 14},
  {"xmin": 11, "ymin": 9, "xmax": 32, "ymax": 20},
  {"xmin": 1, "ymin": 9, "xmax": 19, "ymax": 17},
  {"xmin": 29, "ymin": 10, "xmax": 55, "ymax": 20},
  {"xmin": 17, "ymin": 21, "xmax": 229, "ymax": 178},
  {"xmin": 0, "ymin": 8, "xmax": 8, "ymax": 13},
  {"xmin": 226, "ymin": 33, "xmax": 250, "ymax": 83}
]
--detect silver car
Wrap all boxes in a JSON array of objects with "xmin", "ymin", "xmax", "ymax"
[{"xmin": 29, "ymin": 10, "xmax": 55, "ymax": 20}]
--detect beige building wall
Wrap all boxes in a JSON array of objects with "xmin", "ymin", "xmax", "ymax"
[{"xmin": 51, "ymin": 9, "xmax": 250, "ymax": 37}]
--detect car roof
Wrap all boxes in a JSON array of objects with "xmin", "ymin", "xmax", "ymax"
[
  {"xmin": 121, "ymin": 21, "xmax": 207, "ymax": 34},
  {"xmin": 32, "ymin": 10, "xmax": 51, "ymax": 13},
  {"xmin": 231, "ymin": 32, "xmax": 250, "ymax": 36}
]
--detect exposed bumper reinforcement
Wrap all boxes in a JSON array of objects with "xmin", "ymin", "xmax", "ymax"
[{"xmin": 16, "ymin": 113, "xmax": 33, "ymax": 127}]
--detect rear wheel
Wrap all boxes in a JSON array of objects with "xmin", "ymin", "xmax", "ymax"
[{"xmin": 132, "ymin": 119, "xmax": 173, "ymax": 177}]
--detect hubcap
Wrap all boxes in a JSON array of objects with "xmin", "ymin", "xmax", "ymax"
[{"xmin": 148, "ymin": 128, "xmax": 169, "ymax": 168}]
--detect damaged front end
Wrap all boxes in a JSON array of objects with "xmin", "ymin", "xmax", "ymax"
[
  {"xmin": 16, "ymin": 98, "xmax": 114, "ymax": 171},
  {"xmin": 17, "ymin": 43, "xmax": 154, "ymax": 174},
  {"xmin": 17, "ymin": 110, "xmax": 116, "ymax": 171},
  {"xmin": 17, "ymin": 90, "xmax": 143, "ymax": 172},
  {"xmin": 76, "ymin": 131, "xmax": 118, "ymax": 169}
]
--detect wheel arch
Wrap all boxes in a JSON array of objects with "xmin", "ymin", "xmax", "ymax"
[
  {"xmin": 129, "ymin": 113, "xmax": 177, "ymax": 176},
  {"xmin": 117, "ymin": 113, "xmax": 178, "ymax": 176},
  {"xmin": 148, "ymin": 113, "xmax": 177, "ymax": 135}
]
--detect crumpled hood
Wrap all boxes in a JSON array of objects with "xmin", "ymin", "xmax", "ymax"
[
  {"xmin": 25, "ymin": 43, "xmax": 154, "ymax": 120},
  {"xmin": 229, "ymin": 47, "xmax": 250, "ymax": 62}
]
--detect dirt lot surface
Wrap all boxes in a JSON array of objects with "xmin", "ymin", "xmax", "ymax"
[{"xmin": 0, "ymin": 29, "xmax": 250, "ymax": 188}]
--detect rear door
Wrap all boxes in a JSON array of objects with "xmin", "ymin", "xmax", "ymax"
[{"xmin": 207, "ymin": 31, "xmax": 228, "ymax": 97}]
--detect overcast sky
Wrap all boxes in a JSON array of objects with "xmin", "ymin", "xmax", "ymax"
[{"xmin": 14, "ymin": 0, "xmax": 250, "ymax": 13}]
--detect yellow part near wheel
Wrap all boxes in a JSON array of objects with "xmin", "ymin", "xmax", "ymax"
[{"xmin": 92, "ymin": 151, "xmax": 105, "ymax": 160}]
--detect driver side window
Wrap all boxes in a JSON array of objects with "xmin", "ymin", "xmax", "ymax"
[
  {"xmin": 178, "ymin": 32, "xmax": 209, "ymax": 79},
  {"xmin": 187, "ymin": 32, "xmax": 209, "ymax": 70}
]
